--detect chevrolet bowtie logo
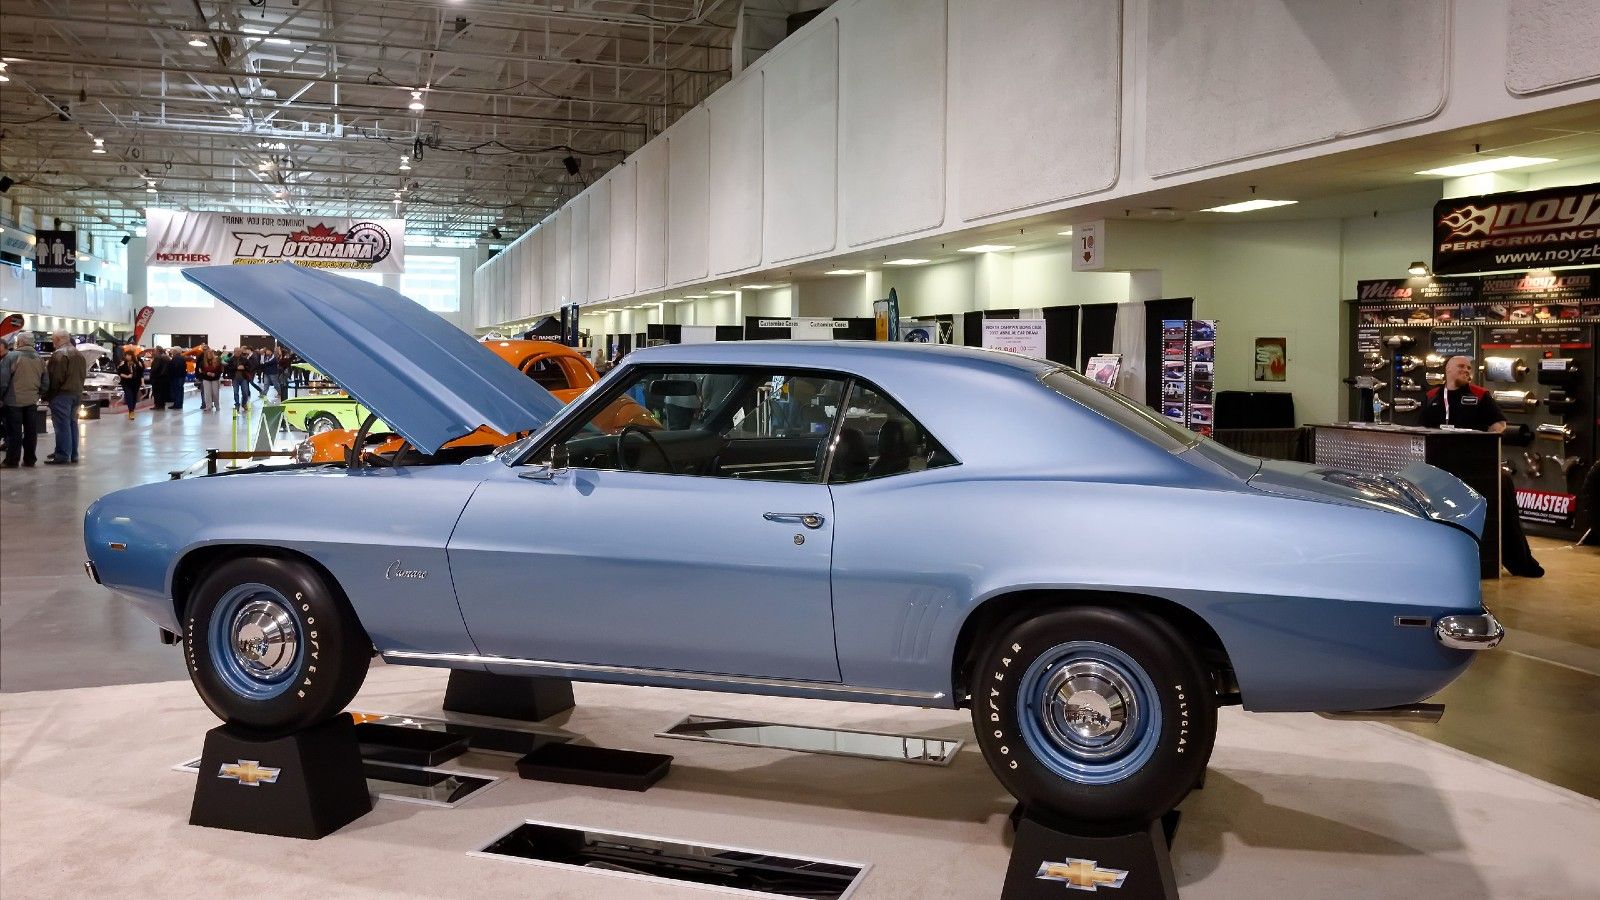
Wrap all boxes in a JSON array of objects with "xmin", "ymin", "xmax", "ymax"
[
  {"xmin": 218, "ymin": 759, "xmax": 281, "ymax": 787},
  {"xmin": 1036, "ymin": 857, "xmax": 1129, "ymax": 892}
]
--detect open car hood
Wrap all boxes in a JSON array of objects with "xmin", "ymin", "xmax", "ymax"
[
  {"xmin": 1249, "ymin": 459, "xmax": 1487, "ymax": 539},
  {"xmin": 183, "ymin": 263, "xmax": 564, "ymax": 454}
]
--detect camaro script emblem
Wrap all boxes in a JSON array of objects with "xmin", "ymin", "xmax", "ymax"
[
  {"xmin": 1035, "ymin": 858, "xmax": 1128, "ymax": 892},
  {"xmin": 385, "ymin": 561, "xmax": 428, "ymax": 581},
  {"xmin": 218, "ymin": 759, "xmax": 281, "ymax": 787}
]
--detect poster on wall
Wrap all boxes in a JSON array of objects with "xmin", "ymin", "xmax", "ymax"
[
  {"xmin": 1431, "ymin": 181, "xmax": 1600, "ymax": 275},
  {"xmin": 145, "ymin": 208, "xmax": 406, "ymax": 273},
  {"xmin": 33, "ymin": 229, "xmax": 78, "ymax": 288},
  {"xmin": 1253, "ymin": 337, "xmax": 1286, "ymax": 381},
  {"xmin": 1084, "ymin": 354, "xmax": 1121, "ymax": 388},
  {"xmin": 899, "ymin": 319, "xmax": 938, "ymax": 342},
  {"xmin": 982, "ymin": 319, "xmax": 1047, "ymax": 357}
]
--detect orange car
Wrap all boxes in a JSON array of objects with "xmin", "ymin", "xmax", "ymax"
[{"xmin": 302, "ymin": 339, "xmax": 655, "ymax": 463}]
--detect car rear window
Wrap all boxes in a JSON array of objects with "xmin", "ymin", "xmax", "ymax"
[{"xmin": 1041, "ymin": 368, "xmax": 1199, "ymax": 453}]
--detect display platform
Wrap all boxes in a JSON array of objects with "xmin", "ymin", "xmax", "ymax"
[{"xmin": 3, "ymin": 665, "xmax": 1597, "ymax": 898}]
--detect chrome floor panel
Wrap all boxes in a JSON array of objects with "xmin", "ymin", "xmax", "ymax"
[{"xmin": 657, "ymin": 714, "xmax": 962, "ymax": 766}]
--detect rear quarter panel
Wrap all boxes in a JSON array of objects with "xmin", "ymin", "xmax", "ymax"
[{"xmin": 830, "ymin": 468, "xmax": 1483, "ymax": 712}]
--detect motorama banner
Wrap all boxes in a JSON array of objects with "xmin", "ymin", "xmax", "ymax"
[{"xmin": 145, "ymin": 208, "xmax": 405, "ymax": 273}]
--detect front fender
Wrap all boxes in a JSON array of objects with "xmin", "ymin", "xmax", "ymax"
[{"xmin": 84, "ymin": 466, "xmax": 488, "ymax": 654}]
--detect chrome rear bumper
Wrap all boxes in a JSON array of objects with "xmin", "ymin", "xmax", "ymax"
[{"xmin": 1435, "ymin": 612, "xmax": 1504, "ymax": 650}]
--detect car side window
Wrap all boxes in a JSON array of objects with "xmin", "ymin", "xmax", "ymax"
[
  {"xmin": 827, "ymin": 383, "xmax": 957, "ymax": 484},
  {"xmin": 550, "ymin": 367, "xmax": 848, "ymax": 483}
]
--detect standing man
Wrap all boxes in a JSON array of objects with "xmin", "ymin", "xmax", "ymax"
[
  {"xmin": 44, "ymin": 330, "xmax": 86, "ymax": 464},
  {"xmin": 149, "ymin": 347, "xmax": 170, "ymax": 411},
  {"xmin": 231, "ymin": 346, "xmax": 254, "ymax": 410},
  {"xmin": 167, "ymin": 347, "xmax": 187, "ymax": 410},
  {"xmin": 0, "ymin": 331, "xmax": 49, "ymax": 468},
  {"xmin": 256, "ymin": 344, "xmax": 279, "ymax": 402},
  {"xmin": 1420, "ymin": 355, "xmax": 1543, "ymax": 577}
]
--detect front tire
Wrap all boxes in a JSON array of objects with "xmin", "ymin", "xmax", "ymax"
[
  {"xmin": 184, "ymin": 556, "xmax": 370, "ymax": 736},
  {"xmin": 970, "ymin": 605, "xmax": 1216, "ymax": 830},
  {"xmin": 306, "ymin": 412, "xmax": 341, "ymax": 435}
]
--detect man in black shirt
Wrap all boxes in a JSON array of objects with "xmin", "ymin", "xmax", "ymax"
[{"xmin": 1421, "ymin": 355, "xmax": 1542, "ymax": 577}]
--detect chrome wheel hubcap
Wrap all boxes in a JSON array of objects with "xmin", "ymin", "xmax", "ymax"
[
  {"xmin": 229, "ymin": 598, "xmax": 299, "ymax": 680},
  {"xmin": 1042, "ymin": 660, "xmax": 1139, "ymax": 761}
]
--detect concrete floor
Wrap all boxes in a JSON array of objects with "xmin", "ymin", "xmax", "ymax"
[{"xmin": 4, "ymin": 398, "xmax": 1598, "ymax": 799}]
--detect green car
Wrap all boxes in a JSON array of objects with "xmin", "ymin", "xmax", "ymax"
[{"xmin": 278, "ymin": 364, "xmax": 388, "ymax": 434}]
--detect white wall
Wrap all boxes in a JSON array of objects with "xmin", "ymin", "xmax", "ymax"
[{"xmin": 473, "ymin": 0, "xmax": 1600, "ymax": 327}]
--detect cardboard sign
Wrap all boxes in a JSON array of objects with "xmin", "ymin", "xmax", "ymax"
[{"xmin": 982, "ymin": 319, "xmax": 1047, "ymax": 357}]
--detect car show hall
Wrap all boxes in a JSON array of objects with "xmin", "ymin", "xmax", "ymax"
[{"xmin": 2, "ymin": 2, "xmax": 1600, "ymax": 899}]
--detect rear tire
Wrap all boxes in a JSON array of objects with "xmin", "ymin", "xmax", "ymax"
[
  {"xmin": 184, "ymin": 556, "xmax": 370, "ymax": 736},
  {"xmin": 970, "ymin": 605, "xmax": 1216, "ymax": 830}
]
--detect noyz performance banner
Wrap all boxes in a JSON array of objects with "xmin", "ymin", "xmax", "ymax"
[
  {"xmin": 146, "ymin": 208, "xmax": 405, "ymax": 273},
  {"xmin": 1433, "ymin": 181, "xmax": 1600, "ymax": 275}
]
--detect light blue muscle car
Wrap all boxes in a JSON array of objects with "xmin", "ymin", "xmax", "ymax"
[{"xmin": 84, "ymin": 263, "xmax": 1503, "ymax": 827}]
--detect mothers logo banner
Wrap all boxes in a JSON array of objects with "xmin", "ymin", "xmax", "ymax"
[{"xmin": 146, "ymin": 209, "xmax": 405, "ymax": 273}]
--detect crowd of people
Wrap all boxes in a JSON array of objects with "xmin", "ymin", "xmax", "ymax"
[{"xmin": 0, "ymin": 333, "xmax": 300, "ymax": 466}]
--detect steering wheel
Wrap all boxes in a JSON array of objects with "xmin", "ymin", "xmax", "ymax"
[{"xmin": 616, "ymin": 424, "xmax": 676, "ymax": 474}]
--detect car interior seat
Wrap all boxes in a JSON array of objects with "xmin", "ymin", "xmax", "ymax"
[
  {"xmin": 869, "ymin": 419, "xmax": 913, "ymax": 478},
  {"xmin": 827, "ymin": 427, "xmax": 871, "ymax": 482}
]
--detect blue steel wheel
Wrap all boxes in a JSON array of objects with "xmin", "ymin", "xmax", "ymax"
[
  {"xmin": 185, "ymin": 555, "xmax": 371, "ymax": 736},
  {"xmin": 970, "ymin": 605, "xmax": 1216, "ymax": 829},
  {"xmin": 1015, "ymin": 642, "xmax": 1161, "ymax": 785},
  {"xmin": 207, "ymin": 584, "xmax": 302, "ymax": 700}
]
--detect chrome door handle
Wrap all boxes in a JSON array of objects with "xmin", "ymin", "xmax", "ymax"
[{"xmin": 764, "ymin": 512, "xmax": 825, "ymax": 529}]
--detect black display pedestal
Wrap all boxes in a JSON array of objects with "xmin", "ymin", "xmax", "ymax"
[
  {"xmin": 189, "ymin": 714, "xmax": 371, "ymax": 840},
  {"xmin": 443, "ymin": 669, "xmax": 575, "ymax": 721},
  {"xmin": 1002, "ymin": 809, "xmax": 1180, "ymax": 899}
]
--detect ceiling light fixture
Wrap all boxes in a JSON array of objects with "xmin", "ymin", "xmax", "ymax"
[
  {"xmin": 146, "ymin": 185, "xmax": 157, "ymax": 193},
  {"xmin": 885, "ymin": 258, "xmax": 931, "ymax": 266},
  {"xmin": 1201, "ymin": 199, "xmax": 1297, "ymax": 213},
  {"xmin": 959, "ymin": 244, "xmax": 1014, "ymax": 253},
  {"xmin": 1057, "ymin": 229, "xmax": 1074, "ymax": 237},
  {"xmin": 188, "ymin": 35, "xmax": 207, "ymax": 47},
  {"xmin": 91, "ymin": 137, "xmax": 106, "ymax": 154},
  {"xmin": 1414, "ymin": 156, "xmax": 1557, "ymax": 178},
  {"xmin": 710, "ymin": 289, "xmax": 737, "ymax": 296},
  {"xmin": 399, "ymin": 161, "xmax": 411, "ymax": 171},
  {"xmin": 227, "ymin": 106, "xmax": 245, "ymax": 120},
  {"xmin": 0, "ymin": 62, "xmax": 9, "ymax": 83},
  {"xmin": 1408, "ymin": 261, "xmax": 1431, "ymax": 277},
  {"xmin": 825, "ymin": 269, "xmax": 865, "ymax": 276},
  {"xmin": 409, "ymin": 90, "xmax": 426, "ymax": 111},
  {"xmin": 739, "ymin": 283, "xmax": 774, "ymax": 290},
  {"xmin": 682, "ymin": 294, "xmax": 709, "ymax": 299}
]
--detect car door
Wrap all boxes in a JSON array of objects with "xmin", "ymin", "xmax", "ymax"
[{"xmin": 447, "ymin": 366, "xmax": 847, "ymax": 682}]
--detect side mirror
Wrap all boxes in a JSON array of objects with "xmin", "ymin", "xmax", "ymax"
[{"xmin": 518, "ymin": 443, "xmax": 570, "ymax": 482}]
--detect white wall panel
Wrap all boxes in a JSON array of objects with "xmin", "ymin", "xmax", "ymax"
[
  {"xmin": 952, "ymin": 0, "xmax": 1121, "ymax": 220},
  {"xmin": 1507, "ymin": 0, "xmax": 1600, "ymax": 94},
  {"xmin": 553, "ymin": 210, "xmax": 573, "ymax": 309},
  {"xmin": 668, "ymin": 107, "xmax": 711, "ymax": 285},
  {"xmin": 764, "ymin": 20, "xmax": 838, "ymax": 263},
  {"xmin": 1145, "ymin": 0, "xmax": 1447, "ymax": 176},
  {"xmin": 635, "ymin": 140, "xmax": 669, "ymax": 291},
  {"xmin": 587, "ymin": 178, "xmax": 612, "ymax": 301},
  {"xmin": 511, "ymin": 238, "xmax": 528, "ymax": 319},
  {"xmin": 540, "ymin": 225, "xmax": 560, "ymax": 317},
  {"xmin": 839, "ymin": 0, "xmax": 945, "ymax": 245},
  {"xmin": 708, "ymin": 73, "xmax": 763, "ymax": 274},
  {"xmin": 610, "ymin": 163, "xmax": 638, "ymax": 296},
  {"xmin": 570, "ymin": 194, "xmax": 590, "ymax": 304}
]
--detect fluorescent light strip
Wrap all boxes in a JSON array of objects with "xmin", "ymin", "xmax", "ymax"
[
  {"xmin": 885, "ymin": 258, "xmax": 930, "ymax": 266},
  {"xmin": 825, "ymin": 269, "xmax": 865, "ymax": 276},
  {"xmin": 710, "ymin": 289, "xmax": 738, "ymax": 296},
  {"xmin": 1415, "ymin": 156, "xmax": 1556, "ymax": 178},
  {"xmin": 959, "ymin": 244, "xmax": 1014, "ymax": 253},
  {"xmin": 739, "ymin": 284, "xmax": 774, "ymax": 290},
  {"xmin": 1201, "ymin": 199, "xmax": 1298, "ymax": 213}
]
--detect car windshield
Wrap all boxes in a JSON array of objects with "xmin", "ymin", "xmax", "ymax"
[{"xmin": 1041, "ymin": 368, "xmax": 1199, "ymax": 453}]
